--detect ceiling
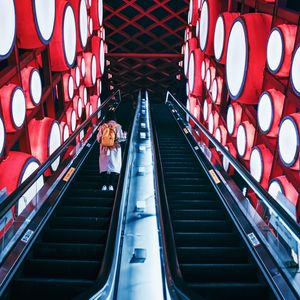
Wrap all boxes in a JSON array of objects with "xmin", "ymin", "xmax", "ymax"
[{"xmin": 104, "ymin": 0, "xmax": 189, "ymax": 102}]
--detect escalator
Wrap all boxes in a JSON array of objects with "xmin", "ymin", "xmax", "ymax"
[
  {"xmin": 153, "ymin": 104, "xmax": 275, "ymax": 300},
  {"xmin": 1, "ymin": 101, "xmax": 131, "ymax": 299},
  {"xmin": 3, "ymin": 143, "xmax": 116, "ymax": 299}
]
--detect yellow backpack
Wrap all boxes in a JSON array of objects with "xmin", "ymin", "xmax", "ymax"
[{"xmin": 100, "ymin": 123, "xmax": 116, "ymax": 147}]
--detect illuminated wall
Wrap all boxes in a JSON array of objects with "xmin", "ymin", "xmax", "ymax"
[
  {"xmin": 0, "ymin": 0, "xmax": 106, "ymax": 215},
  {"xmin": 184, "ymin": 0, "xmax": 300, "ymax": 221}
]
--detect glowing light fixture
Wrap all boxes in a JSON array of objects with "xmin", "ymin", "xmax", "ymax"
[{"xmin": 15, "ymin": 0, "xmax": 55, "ymax": 48}]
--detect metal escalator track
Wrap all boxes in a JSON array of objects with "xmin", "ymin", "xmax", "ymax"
[
  {"xmin": 3, "ymin": 143, "xmax": 119, "ymax": 300},
  {"xmin": 153, "ymin": 104, "xmax": 275, "ymax": 300}
]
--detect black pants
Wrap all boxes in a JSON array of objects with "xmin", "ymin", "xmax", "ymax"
[{"xmin": 101, "ymin": 172, "xmax": 117, "ymax": 187}]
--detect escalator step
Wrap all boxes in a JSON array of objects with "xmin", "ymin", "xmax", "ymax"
[
  {"xmin": 169, "ymin": 200, "xmax": 220, "ymax": 209},
  {"xmin": 166, "ymin": 185, "xmax": 214, "ymax": 192},
  {"xmin": 12, "ymin": 278, "xmax": 93, "ymax": 300},
  {"xmin": 50, "ymin": 216, "xmax": 110, "ymax": 230},
  {"xmin": 167, "ymin": 192, "xmax": 218, "ymax": 200},
  {"xmin": 172, "ymin": 220, "xmax": 232, "ymax": 232},
  {"xmin": 68, "ymin": 189, "xmax": 114, "ymax": 197},
  {"xmin": 177, "ymin": 247, "xmax": 248, "ymax": 264},
  {"xmin": 22, "ymin": 259, "xmax": 100, "ymax": 280},
  {"xmin": 171, "ymin": 209, "xmax": 226, "ymax": 220},
  {"xmin": 174, "ymin": 232, "xmax": 241, "ymax": 247},
  {"xmin": 33, "ymin": 242, "xmax": 105, "ymax": 260},
  {"xmin": 42, "ymin": 228, "xmax": 107, "ymax": 244},
  {"xmin": 188, "ymin": 282, "xmax": 268, "ymax": 300},
  {"xmin": 180, "ymin": 263, "xmax": 258, "ymax": 283},
  {"xmin": 56, "ymin": 206, "xmax": 111, "ymax": 218},
  {"xmin": 62, "ymin": 197, "xmax": 113, "ymax": 207}
]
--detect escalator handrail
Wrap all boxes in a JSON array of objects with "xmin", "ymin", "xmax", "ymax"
[
  {"xmin": 0, "ymin": 90, "xmax": 121, "ymax": 220},
  {"xmin": 166, "ymin": 91, "xmax": 300, "ymax": 240}
]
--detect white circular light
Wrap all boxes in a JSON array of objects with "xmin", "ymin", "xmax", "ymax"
[
  {"xmin": 188, "ymin": 0, "xmax": 193, "ymax": 24},
  {"xmin": 89, "ymin": 104, "xmax": 93, "ymax": 116},
  {"xmin": 267, "ymin": 28, "xmax": 283, "ymax": 73},
  {"xmin": 226, "ymin": 20, "xmax": 247, "ymax": 98},
  {"xmin": 83, "ymin": 87, "xmax": 87, "ymax": 105},
  {"xmin": 63, "ymin": 5, "xmax": 76, "ymax": 67},
  {"xmin": 92, "ymin": 55, "xmax": 97, "ymax": 85},
  {"xmin": 77, "ymin": 97, "xmax": 83, "ymax": 118},
  {"xmin": 100, "ymin": 39, "xmax": 105, "ymax": 75},
  {"xmin": 20, "ymin": 159, "xmax": 44, "ymax": 213},
  {"xmin": 97, "ymin": 97, "xmax": 101, "ymax": 118},
  {"xmin": 30, "ymin": 69, "xmax": 42, "ymax": 105},
  {"xmin": 184, "ymin": 42, "xmax": 189, "ymax": 76},
  {"xmin": 12, "ymin": 88, "xmax": 26, "ymax": 128},
  {"xmin": 79, "ymin": 0, "xmax": 88, "ymax": 49},
  {"xmin": 71, "ymin": 110, "xmax": 76, "ymax": 131},
  {"xmin": 81, "ymin": 57, "xmax": 86, "ymax": 78},
  {"xmin": 199, "ymin": 1, "xmax": 209, "ymax": 51},
  {"xmin": 223, "ymin": 146, "xmax": 230, "ymax": 171},
  {"xmin": 250, "ymin": 147, "xmax": 263, "ymax": 182},
  {"xmin": 49, "ymin": 122, "xmax": 61, "ymax": 171},
  {"xmin": 34, "ymin": 0, "xmax": 55, "ymax": 43},
  {"xmin": 291, "ymin": 46, "xmax": 300, "ymax": 95},
  {"xmin": 203, "ymin": 99, "xmax": 209, "ymax": 121},
  {"xmin": 89, "ymin": 17, "xmax": 93, "ymax": 35},
  {"xmin": 68, "ymin": 75, "xmax": 74, "ymax": 99},
  {"xmin": 214, "ymin": 15, "xmax": 225, "ymax": 61},
  {"xmin": 278, "ymin": 117, "xmax": 299, "ymax": 166},
  {"xmin": 98, "ymin": 0, "xmax": 103, "ymax": 27},
  {"xmin": 188, "ymin": 52, "xmax": 195, "ymax": 93},
  {"xmin": 201, "ymin": 60, "xmax": 206, "ymax": 80},
  {"xmin": 208, "ymin": 113, "xmax": 214, "ymax": 134},
  {"xmin": 97, "ymin": 79, "xmax": 102, "ymax": 95},
  {"xmin": 206, "ymin": 68, "xmax": 211, "ymax": 90},
  {"xmin": 212, "ymin": 79, "xmax": 217, "ymax": 103},
  {"xmin": 226, "ymin": 105, "xmax": 235, "ymax": 135},
  {"xmin": 63, "ymin": 124, "xmax": 69, "ymax": 142},
  {"xmin": 0, "ymin": 0, "xmax": 16, "ymax": 58},
  {"xmin": 75, "ymin": 66, "xmax": 80, "ymax": 87},
  {"xmin": 268, "ymin": 180, "xmax": 284, "ymax": 201},
  {"xmin": 215, "ymin": 127, "xmax": 221, "ymax": 143},
  {"xmin": 196, "ymin": 19, "xmax": 200, "ymax": 38},
  {"xmin": 258, "ymin": 92, "xmax": 273, "ymax": 133},
  {"xmin": 0, "ymin": 116, "xmax": 4, "ymax": 155},
  {"xmin": 237, "ymin": 124, "xmax": 247, "ymax": 157}
]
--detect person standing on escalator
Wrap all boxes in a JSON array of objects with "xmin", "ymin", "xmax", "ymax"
[{"xmin": 97, "ymin": 109, "xmax": 125, "ymax": 191}]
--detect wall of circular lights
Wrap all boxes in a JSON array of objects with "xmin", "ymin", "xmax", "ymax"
[
  {"xmin": 184, "ymin": 0, "xmax": 300, "ymax": 220},
  {"xmin": 0, "ymin": 0, "xmax": 106, "ymax": 229}
]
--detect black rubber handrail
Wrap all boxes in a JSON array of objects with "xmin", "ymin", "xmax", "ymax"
[
  {"xmin": 0, "ymin": 90, "xmax": 121, "ymax": 220},
  {"xmin": 166, "ymin": 91, "xmax": 300, "ymax": 240}
]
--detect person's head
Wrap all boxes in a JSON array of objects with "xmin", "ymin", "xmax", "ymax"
[{"xmin": 105, "ymin": 109, "xmax": 117, "ymax": 122}]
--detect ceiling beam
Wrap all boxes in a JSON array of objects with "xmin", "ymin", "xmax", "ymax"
[{"xmin": 107, "ymin": 53, "xmax": 182, "ymax": 58}]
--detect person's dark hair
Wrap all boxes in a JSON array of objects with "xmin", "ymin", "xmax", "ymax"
[{"xmin": 105, "ymin": 109, "xmax": 117, "ymax": 122}]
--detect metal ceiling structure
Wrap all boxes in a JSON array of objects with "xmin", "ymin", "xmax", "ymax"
[{"xmin": 104, "ymin": 0, "xmax": 188, "ymax": 102}]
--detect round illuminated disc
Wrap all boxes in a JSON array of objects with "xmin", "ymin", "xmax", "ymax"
[
  {"xmin": 214, "ymin": 15, "xmax": 225, "ymax": 61},
  {"xmin": 34, "ymin": 0, "xmax": 55, "ymax": 43},
  {"xmin": 267, "ymin": 28, "xmax": 283, "ymax": 74},
  {"xmin": 226, "ymin": 19, "xmax": 247, "ymax": 99},
  {"xmin": 250, "ymin": 147, "xmax": 263, "ymax": 182},
  {"xmin": 30, "ymin": 69, "xmax": 42, "ymax": 105},
  {"xmin": 236, "ymin": 124, "xmax": 247, "ymax": 157},
  {"xmin": 12, "ymin": 88, "xmax": 26, "ymax": 128},
  {"xmin": 63, "ymin": 5, "xmax": 76, "ymax": 67},
  {"xmin": 278, "ymin": 117, "xmax": 299, "ymax": 166},
  {"xmin": 0, "ymin": 0, "xmax": 16, "ymax": 58}
]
